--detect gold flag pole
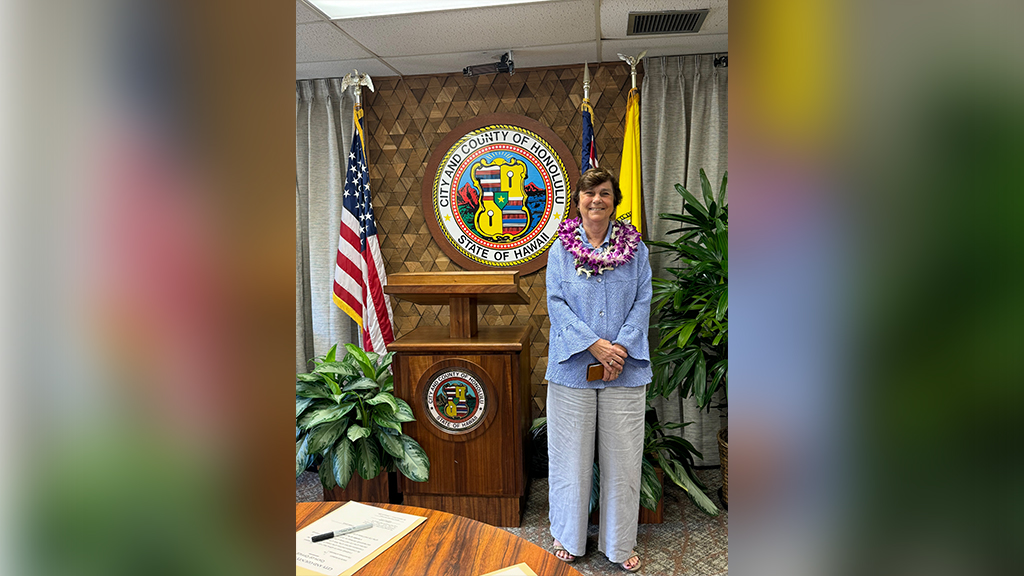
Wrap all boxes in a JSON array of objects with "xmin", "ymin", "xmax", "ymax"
[
  {"xmin": 617, "ymin": 51, "xmax": 648, "ymax": 89},
  {"xmin": 614, "ymin": 51, "xmax": 646, "ymax": 234},
  {"xmin": 583, "ymin": 62, "xmax": 591, "ymax": 101}
]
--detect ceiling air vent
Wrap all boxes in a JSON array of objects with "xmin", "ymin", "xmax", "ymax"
[{"xmin": 627, "ymin": 9, "xmax": 709, "ymax": 35}]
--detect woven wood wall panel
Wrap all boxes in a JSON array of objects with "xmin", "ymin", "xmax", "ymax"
[{"xmin": 364, "ymin": 63, "xmax": 640, "ymax": 418}]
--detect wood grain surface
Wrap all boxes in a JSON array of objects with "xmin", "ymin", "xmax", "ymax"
[
  {"xmin": 386, "ymin": 326, "xmax": 531, "ymax": 353},
  {"xmin": 297, "ymin": 502, "xmax": 583, "ymax": 576},
  {"xmin": 395, "ymin": 354, "xmax": 525, "ymax": 499},
  {"xmin": 448, "ymin": 297, "xmax": 479, "ymax": 338},
  {"xmin": 386, "ymin": 270, "xmax": 522, "ymax": 287},
  {"xmin": 390, "ymin": 329, "xmax": 533, "ymax": 526},
  {"xmin": 385, "ymin": 271, "xmax": 529, "ymax": 306}
]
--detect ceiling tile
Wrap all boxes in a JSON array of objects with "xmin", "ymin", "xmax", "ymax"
[
  {"xmin": 297, "ymin": 0, "xmax": 728, "ymax": 81},
  {"xmin": 296, "ymin": 59, "xmax": 395, "ymax": 80},
  {"xmin": 382, "ymin": 42, "xmax": 597, "ymax": 77},
  {"xmin": 600, "ymin": 0, "xmax": 728, "ymax": 39},
  {"xmin": 601, "ymin": 34, "xmax": 728, "ymax": 63},
  {"xmin": 297, "ymin": 22, "xmax": 373, "ymax": 63},
  {"xmin": 381, "ymin": 49, "xmax": 507, "ymax": 76},
  {"xmin": 296, "ymin": 0, "xmax": 323, "ymax": 24},
  {"xmin": 336, "ymin": 0, "xmax": 595, "ymax": 58},
  {"xmin": 505, "ymin": 42, "xmax": 599, "ymax": 70}
]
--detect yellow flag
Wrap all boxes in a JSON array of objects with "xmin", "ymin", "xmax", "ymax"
[{"xmin": 617, "ymin": 87, "xmax": 642, "ymax": 233}]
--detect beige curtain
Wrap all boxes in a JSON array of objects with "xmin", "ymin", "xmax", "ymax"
[
  {"xmin": 641, "ymin": 54, "xmax": 728, "ymax": 465},
  {"xmin": 296, "ymin": 79, "xmax": 360, "ymax": 372}
]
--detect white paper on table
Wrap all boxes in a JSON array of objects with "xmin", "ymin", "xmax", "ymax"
[
  {"xmin": 296, "ymin": 501, "xmax": 426, "ymax": 576},
  {"xmin": 477, "ymin": 563, "xmax": 538, "ymax": 576},
  {"xmin": 477, "ymin": 561, "xmax": 540, "ymax": 573}
]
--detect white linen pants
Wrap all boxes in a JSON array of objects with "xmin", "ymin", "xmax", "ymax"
[{"xmin": 546, "ymin": 382, "xmax": 646, "ymax": 563}]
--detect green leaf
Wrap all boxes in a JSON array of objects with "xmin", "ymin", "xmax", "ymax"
[
  {"xmin": 296, "ymin": 404, "xmax": 324, "ymax": 429},
  {"xmin": 673, "ymin": 461, "xmax": 719, "ymax": 516},
  {"xmin": 692, "ymin": 352, "xmax": 708, "ymax": 407},
  {"xmin": 375, "ymin": 367, "xmax": 393, "ymax": 388},
  {"xmin": 344, "ymin": 343, "xmax": 376, "ymax": 378},
  {"xmin": 715, "ymin": 291, "xmax": 728, "ymax": 322},
  {"xmin": 639, "ymin": 458, "xmax": 663, "ymax": 511},
  {"xmin": 716, "ymin": 171, "xmax": 728, "ymax": 206},
  {"xmin": 318, "ymin": 450, "xmax": 336, "ymax": 490},
  {"xmin": 676, "ymin": 320, "xmax": 698, "ymax": 348},
  {"xmin": 347, "ymin": 424, "xmax": 371, "ymax": 442},
  {"xmin": 343, "ymin": 377, "xmax": 379, "ymax": 392},
  {"xmin": 354, "ymin": 438, "xmax": 381, "ymax": 480},
  {"xmin": 376, "ymin": 351, "xmax": 395, "ymax": 376},
  {"xmin": 325, "ymin": 343, "xmax": 337, "ymax": 363},
  {"xmin": 296, "ymin": 381, "xmax": 332, "ymax": 399},
  {"xmin": 300, "ymin": 403, "xmax": 353, "ymax": 430},
  {"xmin": 379, "ymin": 431, "xmax": 405, "ymax": 459},
  {"xmin": 661, "ymin": 434, "xmax": 703, "ymax": 461},
  {"xmin": 393, "ymin": 398, "xmax": 416, "ymax": 422},
  {"xmin": 332, "ymin": 438, "xmax": 356, "ymax": 489},
  {"xmin": 373, "ymin": 412, "xmax": 404, "ymax": 433},
  {"xmin": 675, "ymin": 183, "xmax": 709, "ymax": 219},
  {"xmin": 296, "ymin": 435, "xmax": 310, "ymax": 477},
  {"xmin": 315, "ymin": 361, "xmax": 358, "ymax": 378},
  {"xmin": 297, "ymin": 372, "xmax": 323, "ymax": 382},
  {"xmin": 322, "ymin": 373, "xmax": 342, "ymax": 395},
  {"xmin": 366, "ymin": 392, "xmax": 398, "ymax": 413},
  {"xmin": 699, "ymin": 169, "xmax": 714, "ymax": 208},
  {"xmin": 306, "ymin": 420, "xmax": 347, "ymax": 454},
  {"xmin": 656, "ymin": 453, "xmax": 682, "ymax": 485},
  {"xmin": 395, "ymin": 434, "xmax": 430, "ymax": 482},
  {"xmin": 296, "ymin": 396, "xmax": 315, "ymax": 419}
]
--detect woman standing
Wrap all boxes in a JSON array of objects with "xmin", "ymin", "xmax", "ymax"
[{"xmin": 544, "ymin": 167, "xmax": 651, "ymax": 573}]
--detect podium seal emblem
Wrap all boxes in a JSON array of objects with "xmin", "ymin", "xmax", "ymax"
[{"xmin": 424, "ymin": 368, "xmax": 488, "ymax": 433}]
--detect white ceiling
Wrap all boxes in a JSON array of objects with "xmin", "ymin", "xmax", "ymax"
[{"xmin": 297, "ymin": 0, "xmax": 728, "ymax": 79}]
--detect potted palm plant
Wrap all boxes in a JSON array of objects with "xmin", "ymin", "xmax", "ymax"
[
  {"xmin": 639, "ymin": 409, "xmax": 720, "ymax": 516},
  {"xmin": 648, "ymin": 168, "xmax": 729, "ymax": 508},
  {"xmin": 296, "ymin": 343, "xmax": 430, "ymax": 501}
]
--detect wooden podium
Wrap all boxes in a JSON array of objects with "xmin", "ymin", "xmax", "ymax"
[{"xmin": 385, "ymin": 271, "xmax": 533, "ymax": 527}]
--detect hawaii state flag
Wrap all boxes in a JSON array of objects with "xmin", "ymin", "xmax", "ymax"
[
  {"xmin": 581, "ymin": 99, "xmax": 598, "ymax": 172},
  {"xmin": 617, "ymin": 87, "xmax": 642, "ymax": 234},
  {"xmin": 332, "ymin": 105, "xmax": 395, "ymax": 354}
]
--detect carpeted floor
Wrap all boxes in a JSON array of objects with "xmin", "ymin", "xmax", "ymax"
[{"xmin": 296, "ymin": 469, "xmax": 727, "ymax": 575}]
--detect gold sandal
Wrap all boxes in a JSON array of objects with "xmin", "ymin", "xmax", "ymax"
[
  {"xmin": 619, "ymin": 551, "xmax": 642, "ymax": 573},
  {"xmin": 552, "ymin": 540, "xmax": 576, "ymax": 563}
]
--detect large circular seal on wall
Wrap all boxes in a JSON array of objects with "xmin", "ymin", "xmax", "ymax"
[{"xmin": 421, "ymin": 114, "xmax": 580, "ymax": 275}]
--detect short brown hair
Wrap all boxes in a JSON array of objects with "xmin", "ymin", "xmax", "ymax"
[{"xmin": 573, "ymin": 167, "xmax": 622, "ymax": 211}]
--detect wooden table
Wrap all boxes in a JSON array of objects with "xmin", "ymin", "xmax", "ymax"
[{"xmin": 297, "ymin": 502, "xmax": 581, "ymax": 576}]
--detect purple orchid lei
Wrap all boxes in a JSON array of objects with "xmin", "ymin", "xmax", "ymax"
[{"xmin": 556, "ymin": 216, "xmax": 641, "ymax": 277}]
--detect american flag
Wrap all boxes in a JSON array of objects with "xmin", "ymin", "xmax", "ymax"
[
  {"xmin": 581, "ymin": 99, "xmax": 599, "ymax": 172},
  {"xmin": 332, "ymin": 105, "xmax": 395, "ymax": 353}
]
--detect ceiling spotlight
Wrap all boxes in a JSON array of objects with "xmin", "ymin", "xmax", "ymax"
[{"xmin": 463, "ymin": 51, "xmax": 514, "ymax": 77}]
